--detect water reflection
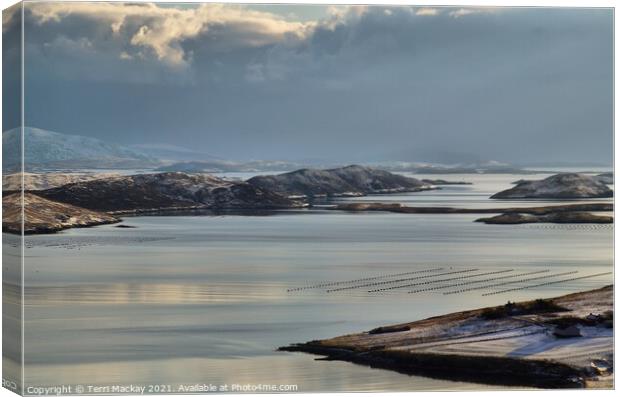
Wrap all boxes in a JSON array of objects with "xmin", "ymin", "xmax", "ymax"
[
  {"xmin": 20, "ymin": 173, "xmax": 613, "ymax": 391},
  {"xmin": 25, "ymin": 282, "xmax": 291, "ymax": 305}
]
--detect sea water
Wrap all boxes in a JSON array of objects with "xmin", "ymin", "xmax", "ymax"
[{"xmin": 9, "ymin": 173, "xmax": 613, "ymax": 392}]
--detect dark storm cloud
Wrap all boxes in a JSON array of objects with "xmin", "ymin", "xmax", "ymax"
[{"xmin": 9, "ymin": 3, "xmax": 613, "ymax": 164}]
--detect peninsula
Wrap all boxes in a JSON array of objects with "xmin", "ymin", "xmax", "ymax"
[
  {"xmin": 280, "ymin": 286, "xmax": 613, "ymax": 389},
  {"xmin": 2, "ymin": 192, "xmax": 120, "ymax": 234},
  {"xmin": 35, "ymin": 172, "xmax": 304, "ymax": 213}
]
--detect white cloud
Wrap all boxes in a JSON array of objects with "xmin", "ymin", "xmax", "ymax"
[
  {"xmin": 23, "ymin": 3, "xmax": 499, "ymax": 73},
  {"xmin": 43, "ymin": 36, "xmax": 93, "ymax": 52},
  {"xmin": 322, "ymin": 5, "xmax": 368, "ymax": 29},
  {"xmin": 415, "ymin": 8, "xmax": 440, "ymax": 16},
  {"xmin": 26, "ymin": 2, "xmax": 316, "ymax": 67},
  {"xmin": 2, "ymin": 2, "xmax": 20, "ymax": 32},
  {"xmin": 449, "ymin": 8, "xmax": 498, "ymax": 18},
  {"xmin": 111, "ymin": 19, "xmax": 124, "ymax": 34}
]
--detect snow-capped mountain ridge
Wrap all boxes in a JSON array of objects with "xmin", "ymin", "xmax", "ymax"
[{"xmin": 2, "ymin": 127, "xmax": 157, "ymax": 170}]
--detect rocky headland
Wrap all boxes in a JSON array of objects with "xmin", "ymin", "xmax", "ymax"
[{"xmin": 3, "ymin": 193, "xmax": 120, "ymax": 234}]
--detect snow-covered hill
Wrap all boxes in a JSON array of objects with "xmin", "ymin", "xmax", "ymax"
[{"xmin": 2, "ymin": 127, "xmax": 158, "ymax": 170}]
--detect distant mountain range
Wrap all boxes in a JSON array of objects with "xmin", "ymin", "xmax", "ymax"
[
  {"xmin": 3, "ymin": 127, "xmax": 610, "ymax": 174},
  {"xmin": 2, "ymin": 127, "xmax": 158, "ymax": 171},
  {"xmin": 156, "ymin": 160, "xmax": 543, "ymax": 175},
  {"xmin": 158, "ymin": 159, "xmax": 563, "ymax": 175},
  {"xmin": 127, "ymin": 143, "xmax": 221, "ymax": 162},
  {"xmin": 155, "ymin": 160, "xmax": 307, "ymax": 173},
  {"xmin": 2, "ymin": 127, "xmax": 305, "ymax": 172},
  {"xmin": 373, "ymin": 160, "xmax": 539, "ymax": 174}
]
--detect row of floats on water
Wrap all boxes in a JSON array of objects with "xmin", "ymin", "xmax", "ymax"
[{"xmin": 287, "ymin": 267, "xmax": 612, "ymax": 296}]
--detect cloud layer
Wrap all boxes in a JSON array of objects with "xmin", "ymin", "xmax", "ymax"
[
  {"xmin": 26, "ymin": 2, "xmax": 316, "ymax": 67},
  {"xmin": 4, "ymin": 3, "xmax": 613, "ymax": 165}
]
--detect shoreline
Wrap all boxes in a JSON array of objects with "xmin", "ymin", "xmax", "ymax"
[
  {"xmin": 280, "ymin": 345, "xmax": 585, "ymax": 389},
  {"xmin": 278, "ymin": 286, "xmax": 613, "ymax": 389},
  {"xmin": 331, "ymin": 202, "xmax": 613, "ymax": 215},
  {"xmin": 3, "ymin": 199, "xmax": 613, "ymax": 235},
  {"xmin": 2, "ymin": 193, "xmax": 122, "ymax": 235},
  {"xmin": 332, "ymin": 202, "xmax": 613, "ymax": 224}
]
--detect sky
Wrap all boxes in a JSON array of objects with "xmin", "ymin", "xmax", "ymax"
[{"xmin": 2, "ymin": 2, "xmax": 613, "ymax": 165}]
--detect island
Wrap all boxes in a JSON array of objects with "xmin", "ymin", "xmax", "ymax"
[
  {"xmin": 247, "ymin": 165, "xmax": 436, "ymax": 198},
  {"xmin": 476, "ymin": 212, "xmax": 613, "ymax": 225},
  {"xmin": 332, "ymin": 202, "xmax": 613, "ymax": 225},
  {"xmin": 3, "ymin": 168, "xmax": 613, "ymax": 235},
  {"xmin": 421, "ymin": 179, "xmax": 472, "ymax": 186},
  {"xmin": 491, "ymin": 173, "xmax": 612, "ymax": 199},
  {"xmin": 279, "ymin": 286, "xmax": 613, "ymax": 389},
  {"xmin": 331, "ymin": 202, "xmax": 612, "ymax": 215}
]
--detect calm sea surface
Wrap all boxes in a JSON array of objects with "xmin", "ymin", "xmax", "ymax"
[{"xmin": 9, "ymin": 172, "xmax": 613, "ymax": 392}]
